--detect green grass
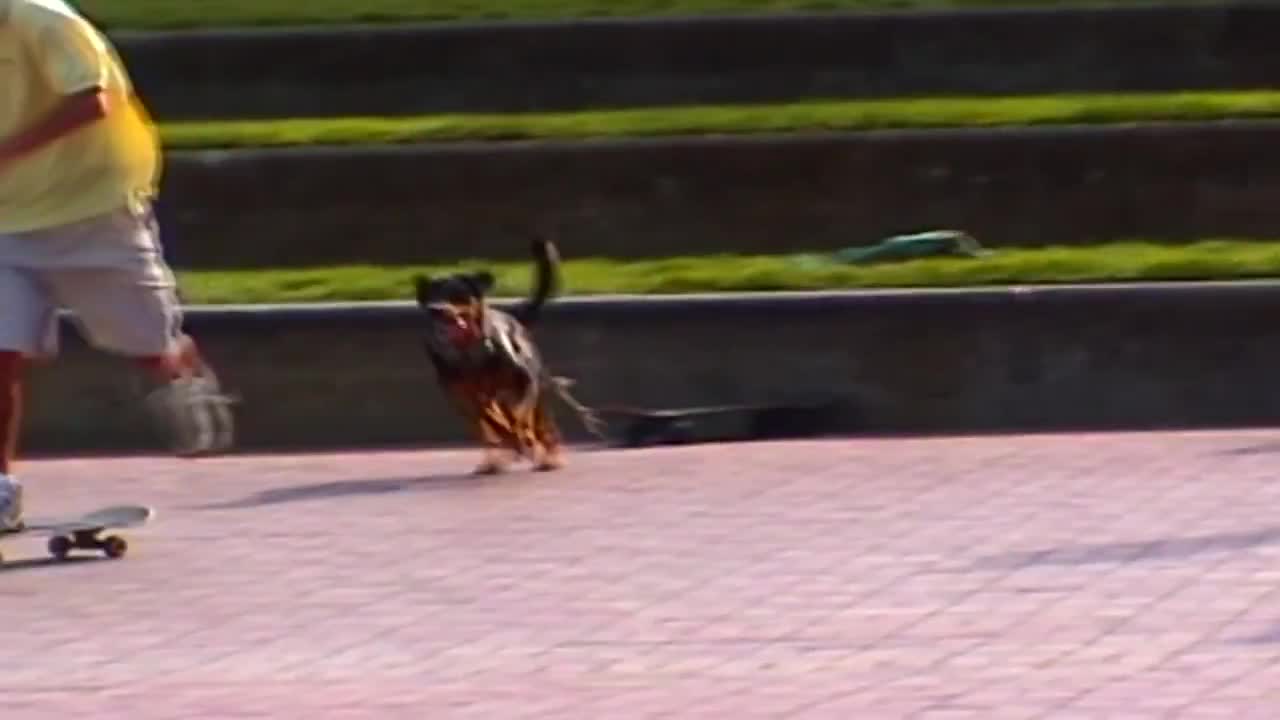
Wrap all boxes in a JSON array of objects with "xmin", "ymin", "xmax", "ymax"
[
  {"xmin": 85, "ymin": 0, "xmax": 1195, "ymax": 30},
  {"xmin": 174, "ymin": 240, "xmax": 1280, "ymax": 304},
  {"xmin": 161, "ymin": 91, "xmax": 1280, "ymax": 148}
]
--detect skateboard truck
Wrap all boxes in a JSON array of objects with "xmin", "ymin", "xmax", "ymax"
[{"xmin": 47, "ymin": 530, "xmax": 129, "ymax": 561}]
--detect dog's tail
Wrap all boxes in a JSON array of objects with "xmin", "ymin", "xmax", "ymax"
[
  {"xmin": 510, "ymin": 237, "xmax": 561, "ymax": 327},
  {"xmin": 551, "ymin": 376, "xmax": 608, "ymax": 440}
]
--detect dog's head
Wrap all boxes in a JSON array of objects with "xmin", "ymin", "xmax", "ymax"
[{"xmin": 414, "ymin": 271, "xmax": 495, "ymax": 349}]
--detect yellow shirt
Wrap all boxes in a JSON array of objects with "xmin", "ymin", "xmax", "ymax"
[{"xmin": 0, "ymin": 0, "xmax": 160, "ymax": 233}]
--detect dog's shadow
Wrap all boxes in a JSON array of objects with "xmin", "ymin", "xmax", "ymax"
[
  {"xmin": 190, "ymin": 472, "xmax": 504, "ymax": 511},
  {"xmin": 971, "ymin": 524, "xmax": 1280, "ymax": 571},
  {"xmin": 1237, "ymin": 624, "xmax": 1280, "ymax": 645},
  {"xmin": 1218, "ymin": 442, "xmax": 1280, "ymax": 457}
]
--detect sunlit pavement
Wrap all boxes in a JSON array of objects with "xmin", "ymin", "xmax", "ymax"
[{"xmin": 4, "ymin": 432, "xmax": 1280, "ymax": 718}]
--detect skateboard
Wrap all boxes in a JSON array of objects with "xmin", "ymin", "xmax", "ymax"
[
  {"xmin": 0, "ymin": 504, "xmax": 154, "ymax": 564},
  {"xmin": 598, "ymin": 400, "xmax": 844, "ymax": 448}
]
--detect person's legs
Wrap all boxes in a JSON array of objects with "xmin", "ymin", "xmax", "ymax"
[
  {"xmin": 0, "ymin": 266, "xmax": 59, "ymax": 532},
  {"xmin": 36, "ymin": 203, "xmax": 235, "ymax": 456}
]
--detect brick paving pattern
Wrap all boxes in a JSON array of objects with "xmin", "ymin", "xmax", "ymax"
[{"xmin": 3, "ymin": 431, "xmax": 1280, "ymax": 718}]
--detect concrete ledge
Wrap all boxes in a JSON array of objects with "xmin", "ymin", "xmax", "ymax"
[
  {"xmin": 158, "ymin": 121, "xmax": 1280, "ymax": 268},
  {"xmin": 112, "ymin": 2, "xmax": 1280, "ymax": 118},
  {"xmin": 22, "ymin": 282, "xmax": 1280, "ymax": 455}
]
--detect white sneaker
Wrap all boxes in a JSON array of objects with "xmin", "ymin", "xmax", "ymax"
[
  {"xmin": 144, "ymin": 372, "xmax": 236, "ymax": 457},
  {"xmin": 0, "ymin": 475, "xmax": 23, "ymax": 533}
]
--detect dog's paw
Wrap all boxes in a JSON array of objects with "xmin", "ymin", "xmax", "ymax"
[
  {"xmin": 473, "ymin": 450, "xmax": 513, "ymax": 476},
  {"xmin": 533, "ymin": 452, "xmax": 566, "ymax": 472}
]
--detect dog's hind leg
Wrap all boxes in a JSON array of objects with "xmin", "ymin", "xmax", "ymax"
[
  {"xmin": 499, "ymin": 367, "xmax": 545, "ymax": 463},
  {"xmin": 530, "ymin": 396, "xmax": 566, "ymax": 472}
]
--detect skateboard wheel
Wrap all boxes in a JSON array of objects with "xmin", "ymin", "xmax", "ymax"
[
  {"xmin": 48, "ymin": 536, "xmax": 72, "ymax": 560},
  {"xmin": 102, "ymin": 535, "xmax": 128, "ymax": 559}
]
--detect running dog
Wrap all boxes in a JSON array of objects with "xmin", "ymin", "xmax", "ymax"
[{"xmin": 414, "ymin": 238, "xmax": 604, "ymax": 474}]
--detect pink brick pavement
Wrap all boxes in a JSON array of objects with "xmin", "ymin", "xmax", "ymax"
[{"xmin": 3, "ymin": 431, "xmax": 1280, "ymax": 718}]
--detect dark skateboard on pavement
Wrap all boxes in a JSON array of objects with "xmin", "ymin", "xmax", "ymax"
[
  {"xmin": 0, "ymin": 504, "xmax": 153, "ymax": 564},
  {"xmin": 599, "ymin": 400, "xmax": 845, "ymax": 448}
]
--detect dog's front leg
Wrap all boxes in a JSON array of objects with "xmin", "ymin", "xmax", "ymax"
[
  {"xmin": 446, "ymin": 382, "xmax": 516, "ymax": 475},
  {"xmin": 475, "ymin": 405, "xmax": 520, "ymax": 475}
]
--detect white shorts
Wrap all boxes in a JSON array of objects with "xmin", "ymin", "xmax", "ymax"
[{"xmin": 0, "ymin": 202, "xmax": 184, "ymax": 359}]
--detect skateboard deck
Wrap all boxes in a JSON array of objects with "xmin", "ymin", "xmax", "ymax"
[
  {"xmin": 599, "ymin": 400, "xmax": 843, "ymax": 448},
  {"xmin": 0, "ymin": 504, "xmax": 154, "ymax": 564}
]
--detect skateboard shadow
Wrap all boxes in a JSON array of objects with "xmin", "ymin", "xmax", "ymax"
[
  {"xmin": 190, "ymin": 472, "xmax": 491, "ymax": 511},
  {"xmin": 970, "ymin": 524, "xmax": 1280, "ymax": 570},
  {"xmin": 0, "ymin": 555, "xmax": 104, "ymax": 575}
]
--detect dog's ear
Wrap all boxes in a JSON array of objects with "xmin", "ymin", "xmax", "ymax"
[
  {"xmin": 466, "ymin": 271, "xmax": 495, "ymax": 296},
  {"xmin": 413, "ymin": 275, "xmax": 433, "ymax": 307}
]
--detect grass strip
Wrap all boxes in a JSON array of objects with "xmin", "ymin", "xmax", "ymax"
[
  {"xmin": 159, "ymin": 91, "xmax": 1280, "ymax": 149},
  {"xmin": 174, "ymin": 240, "xmax": 1280, "ymax": 304},
  {"xmin": 88, "ymin": 0, "xmax": 1195, "ymax": 30}
]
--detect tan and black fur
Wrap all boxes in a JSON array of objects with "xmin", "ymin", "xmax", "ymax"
[{"xmin": 414, "ymin": 238, "xmax": 604, "ymax": 474}]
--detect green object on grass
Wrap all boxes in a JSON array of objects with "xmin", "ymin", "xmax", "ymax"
[{"xmin": 830, "ymin": 230, "xmax": 991, "ymax": 265}]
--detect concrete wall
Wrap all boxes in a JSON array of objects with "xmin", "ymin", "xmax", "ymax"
[
  {"xmin": 159, "ymin": 122, "xmax": 1280, "ymax": 268},
  {"xmin": 113, "ymin": 3, "xmax": 1280, "ymax": 119},
  {"xmin": 21, "ymin": 283, "xmax": 1280, "ymax": 456}
]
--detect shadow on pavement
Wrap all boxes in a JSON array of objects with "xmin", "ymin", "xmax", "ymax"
[
  {"xmin": 188, "ymin": 472, "xmax": 502, "ymax": 511},
  {"xmin": 0, "ymin": 555, "xmax": 104, "ymax": 575},
  {"xmin": 1237, "ymin": 624, "xmax": 1280, "ymax": 645},
  {"xmin": 1217, "ymin": 442, "xmax": 1280, "ymax": 457},
  {"xmin": 971, "ymin": 525, "xmax": 1280, "ymax": 570}
]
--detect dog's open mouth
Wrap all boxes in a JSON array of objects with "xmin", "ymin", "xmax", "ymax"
[
  {"xmin": 445, "ymin": 319, "xmax": 478, "ymax": 345},
  {"xmin": 430, "ymin": 306, "xmax": 482, "ymax": 346}
]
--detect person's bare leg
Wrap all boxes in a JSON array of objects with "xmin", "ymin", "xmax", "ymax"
[
  {"xmin": 0, "ymin": 351, "xmax": 22, "ymax": 476},
  {"xmin": 136, "ymin": 334, "xmax": 234, "ymax": 457},
  {"xmin": 135, "ymin": 333, "xmax": 202, "ymax": 383},
  {"xmin": 0, "ymin": 351, "xmax": 24, "ymax": 530}
]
